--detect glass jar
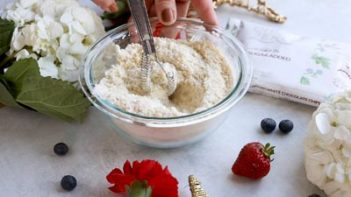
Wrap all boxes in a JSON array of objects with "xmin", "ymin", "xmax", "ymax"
[{"xmin": 79, "ymin": 18, "xmax": 252, "ymax": 148}]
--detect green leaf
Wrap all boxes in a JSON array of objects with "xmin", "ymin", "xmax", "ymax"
[
  {"xmin": 5, "ymin": 58, "xmax": 40, "ymax": 93},
  {"xmin": 300, "ymin": 76, "xmax": 310, "ymax": 85},
  {"xmin": 16, "ymin": 76, "xmax": 91, "ymax": 122},
  {"xmin": 0, "ymin": 77, "xmax": 21, "ymax": 108},
  {"xmin": 127, "ymin": 181, "xmax": 152, "ymax": 197},
  {"xmin": 4, "ymin": 58, "xmax": 90, "ymax": 122},
  {"xmin": 0, "ymin": 19, "xmax": 15, "ymax": 57}
]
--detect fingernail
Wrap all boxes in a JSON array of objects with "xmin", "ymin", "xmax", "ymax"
[{"xmin": 161, "ymin": 9, "xmax": 174, "ymax": 24}]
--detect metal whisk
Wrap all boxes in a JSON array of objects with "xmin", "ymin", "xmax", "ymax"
[{"xmin": 127, "ymin": 0, "xmax": 177, "ymax": 96}]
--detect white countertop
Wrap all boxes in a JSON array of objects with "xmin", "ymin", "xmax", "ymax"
[{"xmin": 1, "ymin": 0, "xmax": 349, "ymax": 196}]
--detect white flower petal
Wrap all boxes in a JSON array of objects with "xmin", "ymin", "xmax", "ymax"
[
  {"xmin": 48, "ymin": 21, "xmax": 64, "ymax": 39},
  {"xmin": 69, "ymin": 42, "xmax": 88, "ymax": 55},
  {"xmin": 11, "ymin": 28, "xmax": 25, "ymax": 51},
  {"xmin": 315, "ymin": 112, "xmax": 333, "ymax": 135},
  {"xmin": 19, "ymin": 0, "xmax": 40, "ymax": 8},
  {"xmin": 69, "ymin": 33, "xmax": 83, "ymax": 44},
  {"xmin": 38, "ymin": 56, "xmax": 58, "ymax": 78},
  {"xmin": 334, "ymin": 126, "xmax": 350, "ymax": 140},
  {"xmin": 325, "ymin": 163, "xmax": 337, "ymax": 178},
  {"xmin": 335, "ymin": 110, "xmax": 351, "ymax": 128},
  {"xmin": 342, "ymin": 145, "xmax": 351, "ymax": 158},
  {"xmin": 14, "ymin": 49, "xmax": 37, "ymax": 60},
  {"xmin": 324, "ymin": 181, "xmax": 341, "ymax": 196}
]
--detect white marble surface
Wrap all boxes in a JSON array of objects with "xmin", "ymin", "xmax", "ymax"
[{"xmin": 1, "ymin": 0, "xmax": 350, "ymax": 196}]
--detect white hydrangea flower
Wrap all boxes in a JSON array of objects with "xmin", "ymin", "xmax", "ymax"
[
  {"xmin": 1, "ymin": 0, "xmax": 105, "ymax": 82},
  {"xmin": 305, "ymin": 92, "xmax": 351, "ymax": 197}
]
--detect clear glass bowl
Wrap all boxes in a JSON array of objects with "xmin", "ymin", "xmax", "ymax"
[{"xmin": 79, "ymin": 18, "xmax": 252, "ymax": 148}]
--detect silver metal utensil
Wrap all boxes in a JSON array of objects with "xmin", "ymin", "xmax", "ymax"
[{"xmin": 127, "ymin": 0, "xmax": 177, "ymax": 96}]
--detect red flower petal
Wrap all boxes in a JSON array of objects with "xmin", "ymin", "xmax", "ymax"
[
  {"xmin": 106, "ymin": 168, "xmax": 123, "ymax": 183},
  {"xmin": 106, "ymin": 166, "xmax": 135, "ymax": 193},
  {"xmin": 123, "ymin": 160, "xmax": 133, "ymax": 175},
  {"xmin": 137, "ymin": 160, "xmax": 163, "ymax": 180},
  {"xmin": 132, "ymin": 160, "xmax": 141, "ymax": 177},
  {"xmin": 148, "ymin": 167, "xmax": 179, "ymax": 197},
  {"xmin": 109, "ymin": 185, "xmax": 125, "ymax": 193}
]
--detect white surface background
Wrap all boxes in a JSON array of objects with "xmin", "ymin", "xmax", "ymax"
[{"xmin": 0, "ymin": 0, "xmax": 349, "ymax": 196}]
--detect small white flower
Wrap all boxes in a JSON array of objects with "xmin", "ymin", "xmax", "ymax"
[
  {"xmin": 10, "ymin": 24, "xmax": 38, "ymax": 51},
  {"xmin": 36, "ymin": 16, "xmax": 64, "ymax": 40}
]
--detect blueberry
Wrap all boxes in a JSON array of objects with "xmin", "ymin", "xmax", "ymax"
[
  {"xmin": 279, "ymin": 120, "xmax": 294, "ymax": 134},
  {"xmin": 54, "ymin": 143, "xmax": 69, "ymax": 156},
  {"xmin": 308, "ymin": 194, "xmax": 321, "ymax": 197},
  {"xmin": 260, "ymin": 118, "xmax": 276, "ymax": 133},
  {"xmin": 61, "ymin": 175, "xmax": 77, "ymax": 191}
]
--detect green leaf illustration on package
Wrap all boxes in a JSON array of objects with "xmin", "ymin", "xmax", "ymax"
[
  {"xmin": 300, "ymin": 76, "xmax": 310, "ymax": 85},
  {"xmin": 4, "ymin": 58, "xmax": 91, "ymax": 122},
  {"xmin": 312, "ymin": 54, "xmax": 330, "ymax": 69},
  {"xmin": 300, "ymin": 68, "xmax": 323, "ymax": 86}
]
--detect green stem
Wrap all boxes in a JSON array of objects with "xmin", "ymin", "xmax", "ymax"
[{"xmin": 127, "ymin": 181, "xmax": 152, "ymax": 197}]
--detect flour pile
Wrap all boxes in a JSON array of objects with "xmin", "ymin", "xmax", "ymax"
[{"xmin": 94, "ymin": 38, "xmax": 233, "ymax": 117}]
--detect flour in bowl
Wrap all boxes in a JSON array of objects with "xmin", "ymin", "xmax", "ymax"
[{"xmin": 94, "ymin": 38, "xmax": 233, "ymax": 117}]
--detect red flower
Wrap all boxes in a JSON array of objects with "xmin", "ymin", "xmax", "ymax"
[{"xmin": 106, "ymin": 160, "xmax": 178, "ymax": 197}]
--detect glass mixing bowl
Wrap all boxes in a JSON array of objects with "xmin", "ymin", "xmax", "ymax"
[{"xmin": 79, "ymin": 18, "xmax": 252, "ymax": 148}]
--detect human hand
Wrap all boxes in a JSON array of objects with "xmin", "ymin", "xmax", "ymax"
[{"xmin": 93, "ymin": 0, "xmax": 218, "ymax": 26}]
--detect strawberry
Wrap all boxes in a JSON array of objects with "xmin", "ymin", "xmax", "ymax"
[{"xmin": 232, "ymin": 142, "xmax": 275, "ymax": 180}]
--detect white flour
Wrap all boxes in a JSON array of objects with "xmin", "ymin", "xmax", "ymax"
[{"xmin": 94, "ymin": 38, "xmax": 233, "ymax": 117}]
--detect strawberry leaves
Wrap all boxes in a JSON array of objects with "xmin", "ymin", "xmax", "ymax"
[{"xmin": 262, "ymin": 143, "xmax": 275, "ymax": 160}]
